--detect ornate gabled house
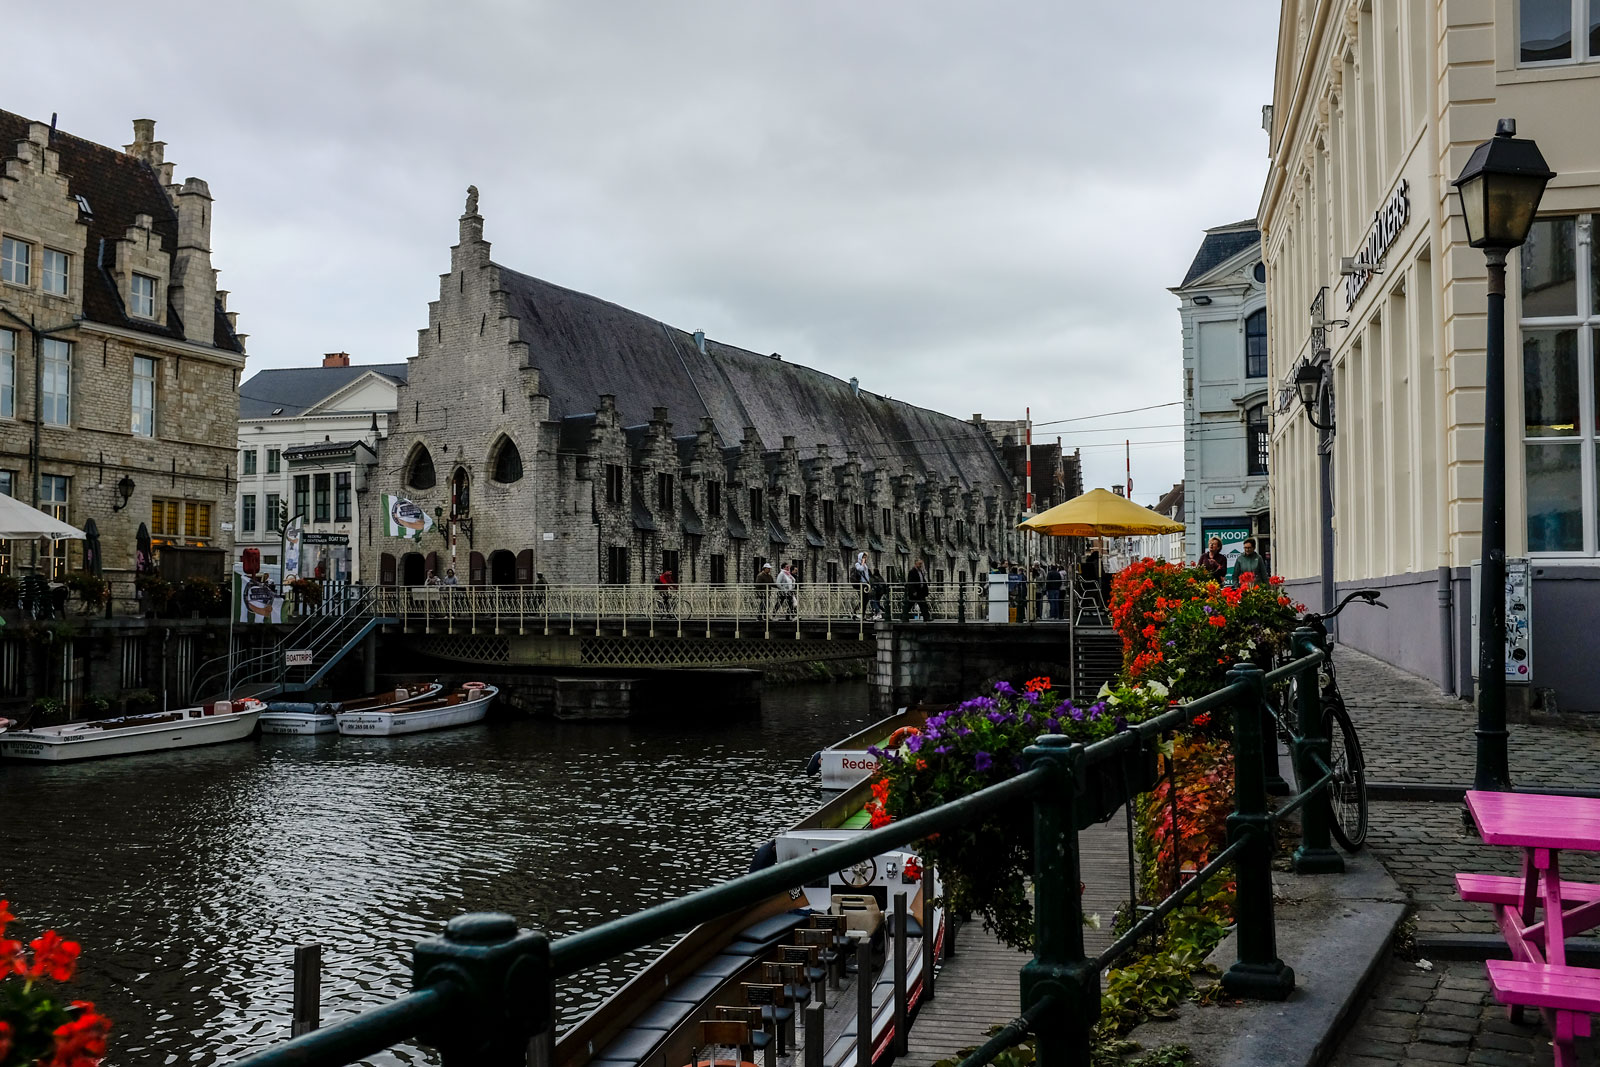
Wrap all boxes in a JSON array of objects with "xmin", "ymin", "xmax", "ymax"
[
  {"xmin": 0, "ymin": 112, "xmax": 245, "ymax": 586},
  {"xmin": 365, "ymin": 190, "xmax": 1039, "ymax": 590}
]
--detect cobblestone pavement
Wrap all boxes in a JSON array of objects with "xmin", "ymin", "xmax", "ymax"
[{"xmin": 1324, "ymin": 647, "xmax": 1600, "ymax": 1064}]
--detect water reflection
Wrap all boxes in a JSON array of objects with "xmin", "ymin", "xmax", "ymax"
[{"xmin": 1, "ymin": 681, "xmax": 873, "ymax": 1065}]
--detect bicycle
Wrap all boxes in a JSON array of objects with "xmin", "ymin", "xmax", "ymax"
[{"xmin": 1275, "ymin": 588, "xmax": 1385, "ymax": 851}]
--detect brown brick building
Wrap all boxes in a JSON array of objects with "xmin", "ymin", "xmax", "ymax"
[{"xmin": 0, "ymin": 112, "xmax": 246, "ymax": 591}]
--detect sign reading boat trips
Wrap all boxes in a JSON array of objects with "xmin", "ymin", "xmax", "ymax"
[
  {"xmin": 284, "ymin": 650, "xmax": 313, "ymax": 667},
  {"xmin": 1344, "ymin": 179, "xmax": 1410, "ymax": 310},
  {"xmin": 384, "ymin": 494, "xmax": 434, "ymax": 542}
]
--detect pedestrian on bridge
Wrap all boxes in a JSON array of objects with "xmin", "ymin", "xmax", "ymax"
[
  {"xmin": 851, "ymin": 551, "xmax": 873, "ymax": 619},
  {"xmin": 775, "ymin": 562, "xmax": 797, "ymax": 619},
  {"xmin": 755, "ymin": 562, "xmax": 776, "ymax": 617},
  {"xmin": 907, "ymin": 558, "xmax": 932, "ymax": 621}
]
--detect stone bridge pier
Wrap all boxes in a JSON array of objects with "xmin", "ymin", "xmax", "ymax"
[{"xmin": 872, "ymin": 622, "xmax": 1081, "ymax": 714}]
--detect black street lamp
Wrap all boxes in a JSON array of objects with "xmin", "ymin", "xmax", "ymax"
[
  {"xmin": 1294, "ymin": 359, "xmax": 1337, "ymax": 623},
  {"xmin": 1450, "ymin": 118, "xmax": 1554, "ymax": 793}
]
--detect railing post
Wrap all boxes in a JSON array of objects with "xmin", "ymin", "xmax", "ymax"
[
  {"xmin": 1220, "ymin": 662, "xmax": 1296, "ymax": 1000},
  {"xmin": 804, "ymin": 1001, "xmax": 824, "ymax": 1067},
  {"xmin": 893, "ymin": 891, "xmax": 908, "ymax": 1055},
  {"xmin": 921, "ymin": 862, "xmax": 936, "ymax": 1001},
  {"xmin": 1020, "ymin": 736, "xmax": 1097, "ymax": 1065},
  {"xmin": 291, "ymin": 944, "xmax": 321, "ymax": 1036},
  {"xmin": 413, "ymin": 912, "xmax": 549, "ymax": 1066},
  {"xmin": 1261, "ymin": 662, "xmax": 1291, "ymax": 796},
  {"xmin": 957, "ymin": 581, "xmax": 966, "ymax": 624},
  {"xmin": 1290, "ymin": 628, "xmax": 1344, "ymax": 874},
  {"xmin": 854, "ymin": 934, "xmax": 872, "ymax": 1067}
]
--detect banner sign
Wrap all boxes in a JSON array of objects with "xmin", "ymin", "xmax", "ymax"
[
  {"xmin": 234, "ymin": 572, "xmax": 284, "ymax": 624},
  {"xmin": 384, "ymin": 495, "xmax": 433, "ymax": 542},
  {"xmin": 302, "ymin": 532, "xmax": 349, "ymax": 545},
  {"xmin": 283, "ymin": 517, "xmax": 304, "ymax": 584}
]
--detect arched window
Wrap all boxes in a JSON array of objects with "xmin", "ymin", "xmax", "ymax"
[
  {"xmin": 1245, "ymin": 309, "xmax": 1267, "ymax": 378},
  {"xmin": 1246, "ymin": 404, "xmax": 1269, "ymax": 476},
  {"xmin": 452, "ymin": 467, "xmax": 471, "ymax": 517},
  {"xmin": 407, "ymin": 445, "xmax": 436, "ymax": 491},
  {"xmin": 491, "ymin": 437, "xmax": 524, "ymax": 484}
]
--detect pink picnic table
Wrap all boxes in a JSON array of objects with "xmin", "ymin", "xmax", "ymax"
[{"xmin": 1461, "ymin": 790, "xmax": 1600, "ymax": 1066}]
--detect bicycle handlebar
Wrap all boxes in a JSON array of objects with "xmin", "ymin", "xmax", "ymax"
[{"xmin": 1302, "ymin": 588, "xmax": 1386, "ymax": 624}]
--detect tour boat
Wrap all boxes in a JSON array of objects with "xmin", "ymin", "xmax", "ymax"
[
  {"xmin": 806, "ymin": 705, "xmax": 943, "ymax": 791},
  {"xmin": 0, "ymin": 699, "xmax": 264, "ymax": 762},
  {"xmin": 336, "ymin": 682, "xmax": 497, "ymax": 737},
  {"xmin": 555, "ymin": 767, "xmax": 944, "ymax": 1067},
  {"xmin": 258, "ymin": 683, "xmax": 444, "ymax": 735}
]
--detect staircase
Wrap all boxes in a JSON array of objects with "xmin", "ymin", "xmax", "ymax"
[
  {"xmin": 190, "ymin": 586, "xmax": 395, "ymax": 702},
  {"xmin": 1072, "ymin": 627, "xmax": 1123, "ymax": 702}
]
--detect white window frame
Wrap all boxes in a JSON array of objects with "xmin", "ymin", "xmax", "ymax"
[
  {"xmin": 41, "ymin": 338, "xmax": 71, "ymax": 427},
  {"xmin": 0, "ymin": 330, "xmax": 13, "ymax": 419},
  {"xmin": 1, "ymin": 237, "xmax": 30, "ymax": 287},
  {"xmin": 130, "ymin": 273, "xmax": 157, "ymax": 318},
  {"xmin": 132, "ymin": 355, "xmax": 156, "ymax": 437},
  {"xmin": 1521, "ymin": 214, "xmax": 1598, "ymax": 556},
  {"xmin": 41, "ymin": 249, "xmax": 69, "ymax": 296},
  {"xmin": 39, "ymin": 474, "xmax": 69, "ymax": 577},
  {"xmin": 1518, "ymin": 0, "xmax": 1599, "ymax": 66}
]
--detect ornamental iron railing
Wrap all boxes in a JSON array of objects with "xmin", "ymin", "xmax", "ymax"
[{"xmin": 226, "ymin": 627, "xmax": 1345, "ymax": 1067}]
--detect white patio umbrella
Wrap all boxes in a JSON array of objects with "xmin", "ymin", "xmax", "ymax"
[{"xmin": 0, "ymin": 493, "xmax": 85, "ymax": 540}]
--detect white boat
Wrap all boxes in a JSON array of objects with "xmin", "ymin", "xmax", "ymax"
[
  {"xmin": 337, "ymin": 683, "xmax": 496, "ymax": 737},
  {"xmin": 259, "ymin": 682, "xmax": 444, "ymax": 735},
  {"xmin": 0, "ymin": 699, "xmax": 263, "ymax": 762}
]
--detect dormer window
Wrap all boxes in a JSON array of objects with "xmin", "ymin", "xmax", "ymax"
[{"xmin": 130, "ymin": 273, "xmax": 157, "ymax": 318}]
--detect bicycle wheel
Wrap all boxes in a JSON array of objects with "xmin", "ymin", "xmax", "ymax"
[{"xmin": 1322, "ymin": 698, "xmax": 1368, "ymax": 850}]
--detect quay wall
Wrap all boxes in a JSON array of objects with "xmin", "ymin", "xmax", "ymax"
[{"xmin": 872, "ymin": 622, "xmax": 1072, "ymax": 714}]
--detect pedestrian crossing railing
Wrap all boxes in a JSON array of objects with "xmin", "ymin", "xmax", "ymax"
[{"xmin": 224, "ymin": 630, "xmax": 1349, "ymax": 1067}]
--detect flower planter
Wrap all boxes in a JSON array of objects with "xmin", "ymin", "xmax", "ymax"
[{"xmin": 1075, "ymin": 738, "xmax": 1160, "ymax": 829}]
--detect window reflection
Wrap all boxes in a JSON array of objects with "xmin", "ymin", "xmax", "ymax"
[
  {"xmin": 1522, "ymin": 0, "xmax": 1574, "ymax": 61},
  {"xmin": 1522, "ymin": 217, "xmax": 1577, "ymax": 317},
  {"xmin": 1524, "ymin": 329, "xmax": 1580, "ymax": 436},
  {"xmin": 1528, "ymin": 442, "xmax": 1583, "ymax": 551}
]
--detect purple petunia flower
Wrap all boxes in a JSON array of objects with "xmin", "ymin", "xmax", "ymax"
[
  {"xmin": 867, "ymin": 745, "xmax": 883, "ymax": 758},
  {"xmin": 1166, "ymin": 641, "xmax": 1176, "ymax": 647},
  {"xmin": 974, "ymin": 750, "xmax": 994, "ymax": 772},
  {"xmin": 1114, "ymin": 715, "xmax": 1128, "ymax": 732},
  {"xmin": 956, "ymin": 725, "xmax": 973, "ymax": 737},
  {"xmin": 986, "ymin": 710, "xmax": 1009, "ymax": 724},
  {"xmin": 934, "ymin": 744, "xmax": 952, "ymax": 755},
  {"xmin": 994, "ymin": 681, "xmax": 1016, "ymax": 696},
  {"xmin": 1046, "ymin": 717, "xmax": 1062, "ymax": 734},
  {"xmin": 905, "ymin": 733, "xmax": 924, "ymax": 753},
  {"xmin": 1202, "ymin": 605, "xmax": 1213, "ymax": 614},
  {"xmin": 1070, "ymin": 706, "xmax": 1085, "ymax": 722},
  {"xmin": 1025, "ymin": 690, "xmax": 1041, "ymax": 705}
]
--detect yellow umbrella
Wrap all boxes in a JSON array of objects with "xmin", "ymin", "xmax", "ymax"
[{"xmin": 1017, "ymin": 488, "xmax": 1185, "ymax": 538}]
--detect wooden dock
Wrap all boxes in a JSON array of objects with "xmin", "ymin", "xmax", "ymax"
[{"xmin": 898, "ymin": 817, "xmax": 1131, "ymax": 1065}]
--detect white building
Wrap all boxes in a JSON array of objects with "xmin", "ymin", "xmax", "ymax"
[
  {"xmin": 1262, "ymin": 0, "xmax": 1600, "ymax": 708},
  {"xmin": 1173, "ymin": 222, "xmax": 1272, "ymax": 569},
  {"xmin": 236, "ymin": 354, "xmax": 405, "ymax": 581}
]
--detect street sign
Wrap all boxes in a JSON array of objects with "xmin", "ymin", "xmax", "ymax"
[
  {"xmin": 285, "ymin": 649, "xmax": 313, "ymax": 667},
  {"xmin": 302, "ymin": 532, "xmax": 348, "ymax": 545}
]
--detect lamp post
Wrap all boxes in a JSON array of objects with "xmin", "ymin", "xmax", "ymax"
[
  {"xmin": 1450, "ymin": 118, "xmax": 1554, "ymax": 793},
  {"xmin": 1294, "ymin": 360, "xmax": 1337, "ymax": 623}
]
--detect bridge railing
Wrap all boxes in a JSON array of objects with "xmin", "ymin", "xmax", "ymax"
[
  {"xmin": 225, "ymin": 628, "xmax": 1348, "ymax": 1067},
  {"xmin": 369, "ymin": 579, "xmax": 1079, "ymax": 630}
]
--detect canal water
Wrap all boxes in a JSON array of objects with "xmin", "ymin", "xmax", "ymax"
[{"xmin": 0, "ymin": 681, "xmax": 876, "ymax": 1065}]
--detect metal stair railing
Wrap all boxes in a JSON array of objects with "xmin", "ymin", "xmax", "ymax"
[{"xmin": 189, "ymin": 586, "xmax": 383, "ymax": 701}]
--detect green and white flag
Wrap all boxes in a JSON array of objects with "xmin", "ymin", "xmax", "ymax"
[
  {"xmin": 384, "ymin": 494, "xmax": 433, "ymax": 541},
  {"xmin": 233, "ymin": 571, "xmax": 285, "ymax": 624}
]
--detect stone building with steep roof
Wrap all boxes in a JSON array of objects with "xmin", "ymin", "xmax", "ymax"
[
  {"xmin": 0, "ymin": 112, "xmax": 245, "ymax": 591},
  {"xmin": 364, "ymin": 191, "xmax": 1037, "ymax": 591}
]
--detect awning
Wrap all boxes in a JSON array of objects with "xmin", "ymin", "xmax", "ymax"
[{"xmin": 0, "ymin": 494, "xmax": 84, "ymax": 540}]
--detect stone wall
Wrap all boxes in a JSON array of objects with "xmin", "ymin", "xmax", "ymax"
[{"xmin": 872, "ymin": 622, "xmax": 1075, "ymax": 714}]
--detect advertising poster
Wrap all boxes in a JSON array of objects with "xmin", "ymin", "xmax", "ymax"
[
  {"xmin": 1203, "ymin": 525, "xmax": 1252, "ymax": 570},
  {"xmin": 234, "ymin": 571, "xmax": 284, "ymax": 624},
  {"xmin": 384, "ymin": 494, "xmax": 433, "ymax": 541},
  {"xmin": 283, "ymin": 516, "xmax": 305, "ymax": 584}
]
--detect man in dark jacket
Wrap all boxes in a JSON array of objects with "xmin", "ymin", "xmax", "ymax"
[{"xmin": 907, "ymin": 558, "xmax": 932, "ymax": 620}]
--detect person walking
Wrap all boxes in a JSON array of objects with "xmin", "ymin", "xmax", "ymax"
[
  {"xmin": 1045, "ymin": 562, "xmax": 1064, "ymax": 620},
  {"xmin": 868, "ymin": 568, "xmax": 888, "ymax": 621},
  {"xmin": 754, "ymin": 562, "xmax": 776, "ymax": 617},
  {"xmin": 851, "ymin": 551, "xmax": 873, "ymax": 619},
  {"xmin": 656, "ymin": 567, "xmax": 677, "ymax": 614},
  {"xmin": 1199, "ymin": 536, "xmax": 1228, "ymax": 581},
  {"xmin": 774, "ymin": 562, "xmax": 797, "ymax": 619},
  {"xmin": 1231, "ymin": 537, "xmax": 1270, "ymax": 588},
  {"xmin": 907, "ymin": 558, "xmax": 932, "ymax": 621}
]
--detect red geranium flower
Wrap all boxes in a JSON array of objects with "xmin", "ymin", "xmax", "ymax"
[{"xmin": 28, "ymin": 930, "xmax": 81, "ymax": 983}]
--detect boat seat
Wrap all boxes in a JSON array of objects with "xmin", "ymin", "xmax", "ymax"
[
  {"xmin": 631, "ymin": 999, "xmax": 698, "ymax": 1031},
  {"xmin": 594, "ymin": 1026, "xmax": 670, "ymax": 1063},
  {"xmin": 730, "ymin": 911, "xmax": 809, "ymax": 955},
  {"xmin": 660, "ymin": 975, "xmax": 725, "ymax": 1003},
  {"xmin": 693, "ymin": 954, "xmax": 753, "ymax": 980}
]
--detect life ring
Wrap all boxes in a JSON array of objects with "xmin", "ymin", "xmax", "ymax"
[
  {"xmin": 885, "ymin": 726, "xmax": 922, "ymax": 748},
  {"xmin": 463, "ymin": 681, "xmax": 487, "ymax": 692}
]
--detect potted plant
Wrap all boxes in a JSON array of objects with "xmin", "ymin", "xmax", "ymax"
[
  {"xmin": 0, "ymin": 574, "xmax": 19, "ymax": 612},
  {"xmin": 0, "ymin": 900, "xmax": 113, "ymax": 1065},
  {"xmin": 176, "ymin": 577, "xmax": 225, "ymax": 618},
  {"xmin": 874, "ymin": 676, "xmax": 1169, "ymax": 949},
  {"xmin": 135, "ymin": 575, "xmax": 173, "ymax": 617},
  {"xmin": 60, "ymin": 572, "xmax": 109, "ymax": 614}
]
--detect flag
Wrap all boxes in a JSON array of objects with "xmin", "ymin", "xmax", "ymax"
[
  {"xmin": 283, "ymin": 516, "xmax": 305, "ymax": 584},
  {"xmin": 234, "ymin": 571, "xmax": 283, "ymax": 624},
  {"xmin": 384, "ymin": 494, "xmax": 433, "ymax": 541}
]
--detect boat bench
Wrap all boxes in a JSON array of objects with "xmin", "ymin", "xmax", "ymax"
[{"xmin": 728, "ymin": 911, "xmax": 809, "ymax": 955}]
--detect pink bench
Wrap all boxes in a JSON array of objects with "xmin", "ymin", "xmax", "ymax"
[{"xmin": 1461, "ymin": 792, "xmax": 1600, "ymax": 1067}]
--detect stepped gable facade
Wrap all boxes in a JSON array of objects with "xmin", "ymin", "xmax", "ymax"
[
  {"xmin": 365, "ymin": 191, "xmax": 1031, "ymax": 588},
  {"xmin": 0, "ymin": 111, "xmax": 245, "ymax": 585}
]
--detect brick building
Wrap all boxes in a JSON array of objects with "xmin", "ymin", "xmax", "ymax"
[
  {"xmin": 0, "ymin": 112, "xmax": 245, "ymax": 589},
  {"xmin": 365, "ymin": 191, "xmax": 1036, "ymax": 590}
]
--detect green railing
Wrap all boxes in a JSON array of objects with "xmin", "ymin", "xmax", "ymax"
[{"xmin": 227, "ymin": 627, "xmax": 1344, "ymax": 1067}]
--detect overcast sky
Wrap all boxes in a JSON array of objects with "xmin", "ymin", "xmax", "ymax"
[{"xmin": 8, "ymin": 2, "xmax": 1278, "ymax": 504}]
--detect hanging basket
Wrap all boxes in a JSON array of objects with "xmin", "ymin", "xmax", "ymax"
[{"xmin": 1075, "ymin": 735, "xmax": 1160, "ymax": 830}]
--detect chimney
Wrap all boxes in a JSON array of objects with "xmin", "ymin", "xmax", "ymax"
[
  {"xmin": 124, "ymin": 119, "xmax": 165, "ymax": 168},
  {"xmin": 693, "ymin": 330, "xmax": 706, "ymax": 355},
  {"xmin": 322, "ymin": 352, "xmax": 351, "ymax": 368},
  {"xmin": 168, "ymin": 176, "xmax": 216, "ymax": 345}
]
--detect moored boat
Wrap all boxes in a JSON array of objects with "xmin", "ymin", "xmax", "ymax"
[
  {"xmin": 259, "ymin": 682, "xmax": 444, "ymax": 735},
  {"xmin": 0, "ymin": 699, "xmax": 264, "ymax": 762},
  {"xmin": 336, "ymin": 682, "xmax": 496, "ymax": 736},
  {"xmin": 808, "ymin": 706, "xmax": 943, "ymax": 791}
]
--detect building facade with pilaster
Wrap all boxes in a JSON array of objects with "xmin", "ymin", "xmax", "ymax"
[{"xmin": 1262, "ymin": 0, "xmax": 1600, "ymax": 708}]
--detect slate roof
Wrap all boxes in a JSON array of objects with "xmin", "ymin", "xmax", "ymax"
[
  {"xmin": 1178, "ymin": 220, "xmax": 1261, "ymax": 288},
  {"xmin": 496, "ymin": 267, "xmax": 1011, "ymax": 490},
  {"xmin": 239, "ymin": 363, "xmax": 408, "ymax": 418},
  {"xmin": 0, "ymin": 110, "xmax": 243, "ymax": 353}
]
